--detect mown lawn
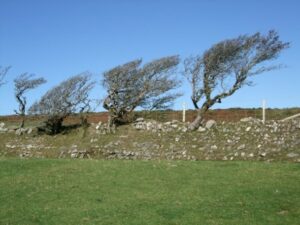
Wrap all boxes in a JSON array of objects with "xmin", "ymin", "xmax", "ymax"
[{"xmin": 0, "ymin": 159, "xmax": 299, "ymax": 225}]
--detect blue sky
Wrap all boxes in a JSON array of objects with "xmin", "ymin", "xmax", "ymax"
[{"xmin": 0, "ymin": 0, "xmax": 299, "ymax": 115}]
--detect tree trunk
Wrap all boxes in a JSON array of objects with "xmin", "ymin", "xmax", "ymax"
[
  {"xmin": 188, "ymin": 113, "xmax": 203, "ymax": 131},
  {"xmin": 188, "ymin": 105, "xmax": 209, "ymax": 131},
  {"xmin": 80, "ymin": 113, "xmax": 89, "ymax": 138},
  {"xmin": 20, "ymin": 114, "xmax": 25, "ymax": 128},
  {"xmin": 107, "ymin": 114, "xmax": 116, "ymax": 133},
  {"xmin": 80, "ymin": 113, "xmax": 88, "ymax": 127},
  {"xmin": 44, "ymin": 115, "xmax": 64, "ymax": 135},
  {"xmin": 107, "ymin": 114, "xmax": 113, "ymax": 132},
  {"xmin": 16, "ymin": 94, "xmax": 26, "ymax": 128}
]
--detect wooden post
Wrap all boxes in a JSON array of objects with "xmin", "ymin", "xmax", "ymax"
[
  {"xmin": 182, "ymin": 102, "xmax": 186, "ymax": 123},
  {"xmin": 262, "ymin": 100, "xmax": 266, "ymax": 124}
]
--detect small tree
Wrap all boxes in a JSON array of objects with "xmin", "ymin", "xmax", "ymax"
[
  {"xmin": 184, "ymin": 30, "xmax": 289, "ymax": 130},
  {"xmin": 14, "ymin": 73, "xmax": 46, "ymax": 128},
  {"xmin": 29, "ymin": 72, "xmax": 95, "ymax": 134},
  {"xmin": 0, "ymin": 66, "xmax": 10, "ymax": 87},
  {"xmin": 102, "ymin": 55, "xmax": 181, "ymax": 129}
]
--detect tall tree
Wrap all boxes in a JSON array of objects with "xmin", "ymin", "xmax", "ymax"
[
  {"xmin": 184, "ymin": 30, "xmax": 289, "ymax": 130},
  {"xmin": 14, "ymin": 73, "xmax": 46, "ymax": 128},
  {"xmin": 102, "ymin": 55, "xmax": 181, "ymax": 129},
  {"xmin": 29, "ymin": 72, "xmax": 95, "ymax": 134}
]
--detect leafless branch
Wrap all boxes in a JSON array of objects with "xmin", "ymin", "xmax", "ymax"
[{"xmin": 0, "ymin": 66, "xmax": 11, "ymax": 87}]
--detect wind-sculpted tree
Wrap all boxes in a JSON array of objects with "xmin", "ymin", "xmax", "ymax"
[
  {"xmin": 29, "ymin": 72, "xmax": 95, "ymax": 134},
  {"xmin": 102, "ymin": 55, "xmax": 181, "ymax": 130},
  {"xmin": 14, "ymin": 73, "xmax": 46, "ymax": 128},
  {"xmin": 184, "ymin": 30, "xmax": 289, "ymax": 130}
]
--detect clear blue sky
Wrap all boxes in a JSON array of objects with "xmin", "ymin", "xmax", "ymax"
[{"xmin": 0, "ymin": 0, "xmax": 299, "ymax": 115}]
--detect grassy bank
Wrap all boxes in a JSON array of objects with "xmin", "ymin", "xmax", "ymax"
[{"xmin": 0, "ymin": 159, "xmax": 299, "ymax": 224}]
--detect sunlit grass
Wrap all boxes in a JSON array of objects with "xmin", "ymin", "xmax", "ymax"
[{"xmin": 0, "ymin": 159, "xmax": 299, "ymax": 225}]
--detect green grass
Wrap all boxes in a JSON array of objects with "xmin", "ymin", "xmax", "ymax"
[{"xmin": 0, "ymin": 159, "xmax": 299, "ymax": 225}]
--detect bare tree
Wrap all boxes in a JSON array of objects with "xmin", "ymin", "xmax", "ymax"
[
  {"xmin": 14, "ymin": 73, "xmax": 46, "ymax": 128},
  {"xmin": 184, "ymin": 30, "xmax": 289, "ymax": 130},
  {"xmin": 0, "ymin": 66, "xmax": 10, "ymax": 87},
  {"xmin": 102, "ymin": 55, "xmax": 181, "ymax": 129},
  {"xmin": 29, "ymin": 72, "xmax": 95, "ymax": 134}
]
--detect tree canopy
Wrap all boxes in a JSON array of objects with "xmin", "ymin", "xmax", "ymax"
[
  {"xmin": 184, "ymin": 30, "xmax": 289, "ymax": 130},
  {"xmin": 14, "ymin": 73, "xmax": 46, "ymax": 128},
  {"xmin": 102, "ymin": 55, "xmax": 181, "ymax": 128},
  {"xmin": 29, "ymin": 72, "xmax": 95, "ymax": 134}
]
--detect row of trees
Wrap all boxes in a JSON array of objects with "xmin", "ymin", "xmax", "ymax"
[{"xmin": 0, "ymin": 30, "xmax": 289, "ymax": 134}]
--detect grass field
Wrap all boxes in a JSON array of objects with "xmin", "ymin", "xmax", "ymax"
[{"xmin": 0, "ymin": 159, "xmax": 299, "ymax": 225}]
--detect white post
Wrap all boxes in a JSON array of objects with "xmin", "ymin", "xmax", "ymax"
[
  {"xmin": 262, "ymin": 100, "xmax": 266, "ymax": 124},
  {"xmin": 182, "ymin": 102, "xmax": 186, "ymax": 123}
]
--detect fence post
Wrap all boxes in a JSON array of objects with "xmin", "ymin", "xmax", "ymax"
[
  {"xmin": 182, "ymin": 102, "xmax": 186, "ymax": 123},
  {"xmin": 262, "ymin": 100, "xmax": 266, "ymax": 124}
]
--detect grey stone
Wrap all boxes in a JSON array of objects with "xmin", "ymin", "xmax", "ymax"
[
  {"xmin": 205, "ymin": 120, "xmax": 216, "ymax": 129},
  {"xmin": 19, "ymin": 151, "xmax": 31, "ymax": 158},
  {"xmin": 264, "ymin": 134, "xmax": 270, "ymax": 140},
  {"xmin": 198, "ymin": 127, "xmax": 206, "ymax": 132},
  {"xmin": 71, "ymin": 151, "xmax": 78, "ymax": 158},
  {"xmin": 240, "ymin": 117, "xmax": 260, "ymax": 123},
  {"xmin": 295, "ymin": 121, "xmax": 300, "ymax": 129},
  {"xmin": 181, "ymin": 127, "xmax": 188, "ymax": 132},
  {"xmin": 0, "ymin": 127, "xmax": 8, "ymax": 133},
  {"xmin": 157, "ymin": 124, "xmax": 163, "ymax": 130},
  {"xmin": 260, "ymin": 152, "xmax": 267, "ymax": 157},
  {"xmin": 237, "ymin": 144, "xmax": 246, "ymax": 150},
  {"xmin": 95, "ymin": 122, "xmax": 102, "ymax": 130},
  {"xmin": 136, "ymin": 117, "xmax": 144, "ymax": 122},
  {"xmin": 6, "ymin": 144, "xmax": 17, "ymax": 149},
  {"xmin": 210, "ymin": 145, "xmax": 218, "ymax": 150},
  {"xmin": 90, "ymin": 138, "xmax": 98, "ymax": 143},
  {"xmin": 287, "ymin": 153, "xmax": 299, "ymax": 158},
  {"xmin": 15, "ymin": 128, "xmax": 28, "ymax": 135},
  {"xmin": 27, "ymin": 128, "xmax": 33, "ymax": 134},
  {"xmin": 146, "ymin": 122, "xmax": 153, "ymax": 130},
  {"xmin": 240, "ymin": 117, "xmax": 252, "ymax": 122},
  {"xmin": 135, "ymin": 122, "xmax": 145, "ymax": 130}
]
